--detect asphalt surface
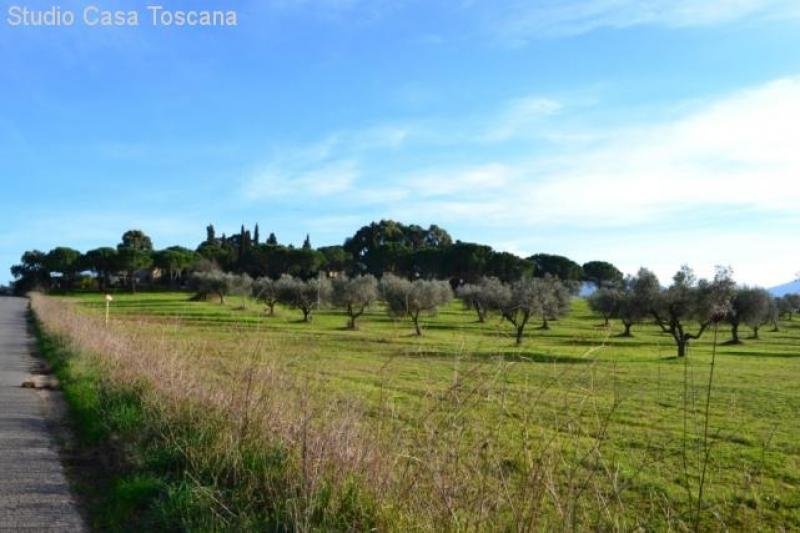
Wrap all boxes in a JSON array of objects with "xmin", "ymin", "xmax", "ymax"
[{"xmin": 0, "ymin": 297, "xmax": 85, "ymax": 531}]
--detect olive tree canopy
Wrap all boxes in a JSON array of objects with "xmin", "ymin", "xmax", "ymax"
[
  {"xmin": 276, "ymin": 274, "xmax": 332, "ymax": 322},
  {"xmin": 587, "ymin": 288, "xmax": 620, "ymax": 327},
  {"xmin": 331, "ymin": 274, "xmax": 379, "ymax": 329},
  {"xmin": 191, "ymin": 271, "xmax": 248, "ymax": 304},
  {"xmin": 456, "ymin": 276, "xmax": 507, "ymax": 323},
  {"xmin": 379, "ymin": 274, "xmax": 452, "ymax": 335},
  {"xmin": 727, "ymin": 286, "xmax": 772, "ymax": 344},
  {"xmin": 252, "ymin": 277, "xmax": 279, "ymax": 315},
  {"xmin": 651, "ymin": 266, "xmax": 734, "ymax": 358}
]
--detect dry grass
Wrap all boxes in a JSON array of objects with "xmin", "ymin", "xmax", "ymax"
[{"xmin": 33, "ymin": 293, "xmax": 387, "ymax": 529}]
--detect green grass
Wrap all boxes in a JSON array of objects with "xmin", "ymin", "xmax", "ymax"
[{"xmin": 54, "ymin": 291, "xmax": 800, "ymax": 530}]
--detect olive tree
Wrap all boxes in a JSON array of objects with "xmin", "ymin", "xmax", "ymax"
[
  {"xmin": 768, "ymin": 297, "xmax": 781, "ymax": 332},
  {"xmin": 230, "ymin": 273, "xmax": 253, "ymax": 309},
  {"xmin": 651, "ymin": 266, "xmax": 733, "ymax": 358},
  {"xmin": 727, "ymin": 287, "xmax": 772, "ymax": 344},
  {"xmin": 191, "ymin": 271, "xmax": 240, "ymax": 304},
  {"xmin": 495, "ymin": 278, "xmax": 538, "ymax": 345},
  {"xmin": 538, "ymin": 274, "xmax": 572, "ymax": 329},
  {"xmin": 331, "ymin": 274, "xmax": 379, "ymax": 329},
  {"xmin": 379, "ymin": 274, "xmax": 452, "ymax": 336},
  {"xmin": 742, "ymin": 288, "xmax": 773, "ymax": 339},
  {"xmin": 587, "ymin": 288, "xmax": 619, "ymax": 327},
  {"xmin": 777, "ymin": 294, "xmax": 800, "ymax": 321},
  {"xmin": 494, "ymin": 275, "xmax": 572, "ymax": 344},
  {"xmin": 790, "ymin": 294, "xmax": 800, "ymax": 317},
  {"xmin": 613, "ymin": 268, "xmax": 661, "ymax": 337},
  {"xmin": 252, "ymin": 277, "xmax": 279, "ymax": 315},
  {"xmin": 276, "ymin": 274, "xmax": 332, "ymax": 322},
  {"xmin": 456, "ymin": 276, "xmax": 507, "ymax": 323}
]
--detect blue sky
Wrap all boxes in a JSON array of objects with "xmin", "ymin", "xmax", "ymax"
[{"xmin": 2, "ymin": 0, "xmax": 800, "ymax": 286}]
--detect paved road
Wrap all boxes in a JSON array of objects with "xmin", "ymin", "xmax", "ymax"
[{"xmin": 0, "ymin": 297, "xmax": 85, "ymax": 531}]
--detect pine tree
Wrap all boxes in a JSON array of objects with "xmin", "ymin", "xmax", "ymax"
[
  {"xmin": 302, "ymin": 234, "xmax": 312, "ymax": 250},
  {"xmin": 253, "ymin": 224, "xmax": 260, "ymax": 245},
  {"xmin": 267, "ymin": 232, "xmax": 278, "ymax": 246}
]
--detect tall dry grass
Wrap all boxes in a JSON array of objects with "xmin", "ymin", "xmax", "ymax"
[{"xmin": 32, "ymin": 293, "xmax": 722, "ymax": 530}]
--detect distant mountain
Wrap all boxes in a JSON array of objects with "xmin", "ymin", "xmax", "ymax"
[{"xmin": 770, "ymin": 280, "xmax": 800, "ymax": 297}]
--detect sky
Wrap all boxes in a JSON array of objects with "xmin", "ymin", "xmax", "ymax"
[{"xmin": 1, "ymin": 0, "xmax": 799, "ymax": 287}]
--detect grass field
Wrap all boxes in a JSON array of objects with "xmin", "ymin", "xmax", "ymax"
[{"xmin": 38, "ymin": 291, "xmax": 800, "ymax": 530}]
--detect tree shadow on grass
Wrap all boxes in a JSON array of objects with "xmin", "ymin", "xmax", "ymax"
[
  {"xmin": 720, "ymin": 350, "xmax": 800, "ymax": 359},
  {"xmin": 721, "ymin": 339, "xmax": 744, "ymax": 346},
  {"xmin": 494, "ymin": 352, "xmax": 595, "ymax": 364},
  {"xmin": 402, "ymin": 348, "xmax": 593, "ymax": 364},
  {"xmin": 564, "ymin": 338, "xmax": 654, "ymax": 348}
]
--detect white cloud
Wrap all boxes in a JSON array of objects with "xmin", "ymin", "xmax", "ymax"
[{"xmin": 492, "ymin": 0, "xmax": 800, "ymax": 41}]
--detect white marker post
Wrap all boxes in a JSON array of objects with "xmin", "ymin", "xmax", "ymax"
[{"xmin": 105, "ymin": 294, "xmax": 113, "ymax": 326}]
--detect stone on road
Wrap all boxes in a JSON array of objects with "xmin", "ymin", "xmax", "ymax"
[{"xmin": 0, "ymin": 297, "xmax": 85, "ymax": 531}]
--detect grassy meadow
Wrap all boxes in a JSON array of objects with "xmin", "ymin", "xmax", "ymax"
[{"xmin": 35, "ymin": 291, "xmax": 800, "ymax": 530}]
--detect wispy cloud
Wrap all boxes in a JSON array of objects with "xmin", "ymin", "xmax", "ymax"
[
  {"xmin": 241, "ymin": 124, "xmax": 411, "ymax": 201},
  {"xmin": 412, "ymin": 76, "xmax": 800, "ymax": 223},
  {"xmin": 243, "ymin": 159, "xmax": 360, "ymax": 200},
  {"xmin": 490, "ymin": 0, "xmax": 800, "ymax": 41},
  {"xmin": 245, "ymin": 76, "xmax": 800, "ymax": 223},
  {"xmin": 480, "ymin": 96, "xmax": 562, "ymax": 142},
  {"xmin": 405, "ymin": 163, "xmax": 515, "ymax": 197},
  {"xmin": 234, "ymin": 76, "xmax": 800, "ymax": 284}
]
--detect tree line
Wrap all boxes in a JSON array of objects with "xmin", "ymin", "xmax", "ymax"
[{"xmin": 10, "ymin": 220, "xmax": 624, "ymax": 293}]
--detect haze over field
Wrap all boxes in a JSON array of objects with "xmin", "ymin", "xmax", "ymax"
[{"xmin": 2, "ymin": 0, "xmax": 799, "ymax": 285}]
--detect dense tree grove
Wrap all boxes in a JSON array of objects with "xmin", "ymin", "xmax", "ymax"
[
  {"xmin": 8, "ymin": 222, "xmax": 797, "ymax": 352},
  {"xmin": 10, "ymin": 221, "xmax": 579, "ymax": 293},
  {"xmin": 529, "ymin": 254, "xmax": 583, "ymax": 282},
  {"xmin": 582, "ymin": 261, "xmax": 624, "ymax": 289}
]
